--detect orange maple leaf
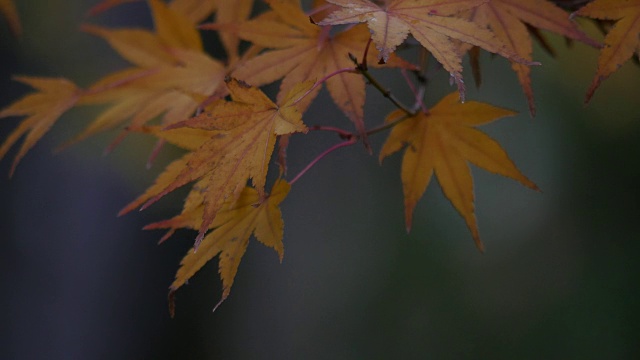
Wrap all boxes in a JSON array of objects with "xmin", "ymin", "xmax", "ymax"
[
  {"xmin": 86, "ymin": 0, "xmax": 242, "ymax": 26},
  {"xmin": 117, "ymin": 126, "xmax": 211, "ymax": 219},
  {"xmin": 573, "ymin": 0, "xmax": 640, "ymax": 103},
  {"xmin": 87, "ymin": 0, "xmax": 256, "ymax": 60},
  {"xmin": 67, "ymin": 0, "xmax": 227, "ymax": 146},
  {"xmin": 464, "ymin": 0, "xmax": 600, "ymax": 116},
  {"xmin": 214, "ymin": 0, "xmax": 255, "ymax": 62},
  {"xmin": 318, "ymin": 0, "xmax": 533, "ymax": 100},
  {"xmin": 0, "ymin": 0, "xmax": 20, "ymax": 34},
  {"xmin": 380, "ymin": 93, "xmax": 538, "ymax": 251},
  {"xmin": 162, "ymin": 180, "xmax": 291, "ymax": 316},
  {"xmin": 0, "ymin": 77, "xmax": 81, "ymax": 175},
  {"xmin": 0, "ymin": 0, "xmax": 213, "ymax": 171},
  {"xmin": 167, "ymin": 0, "xmax": 218, "ymax": 23},
  {"xmin": 126, "ymin": 78, "xmax": 311, "ymax": 249},
  {"xmin": 224, "ymin": 0, "xmax": 414, "ymax": 144}
]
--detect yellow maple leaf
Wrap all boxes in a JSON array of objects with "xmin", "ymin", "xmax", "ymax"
[
  {"xmin": 148, "ymin": 0, "xmax": 203, "ymax": 50},
  {"xmin": 318, "ymin": 0, "xmax": 532, "ymax": 100},
  {"xmin": 0, "ymin": 77, "xmax": 81, "ymax": 175},
  {"xmin": 573, "ymin": 0, "xmax": 640, "ymax": 102},
  {"xmin": 163, "ymin": 180, "xmax": 290, "ymax": 315},
  {"xmin": 225, "ymin": 0, "xmax": 414, "ymax": 144},
  {"xmin": 82, "ymin": 0, "xmax": 212, "ymax": 50},
  {"xmin": 80, "ymin": 24, "xmax": 178, "ymax": 68},
  {"xmin": 68, "ymin": 0, "xmax": 226, "ymax": 146},
  {"xmin": 0, "ymin": 0, "xmax": 213, "ymax": 171},
  {"xmin": 86, "ymin": 0, "xmax": 224, "ymax": 24},
  {"xmin": 130, "ymin": 78, "xmax": 311, "ymax": 249},
  {"xmin": 380, "ymin": 93, "xmax": 538, "ymax": 251},
  {"xmin": 214, "ymin": 0, "xmax": 255, "ymax": 62},
  {"xmin": 168, "ymin": 0, "xmax": 218, "ymax": 23},
  {"xmin": 464, "ymin": 0, "xmax": 600, "ymax": 115}
]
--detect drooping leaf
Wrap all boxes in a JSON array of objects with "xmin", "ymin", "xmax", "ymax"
[
  {"xmin": 380, "ymin": 93, "xmax": 538, "ymax": 251},
  {"xmin": 0, "ymin": 0, "xmax": 20, "ymax": 34},
  {"xmin": 464, "ymin": 0, "xmax": 600, "ymax": 116},
  {"xmin": 80, "ymin": 24, "xmax": 176, "ymax": 68},
  {"xmin": 169, "ymin": 0, "xmax": 218, "ymax": 23},
  {"xmin": 1, "ymin": 0, "xmax": 224, "ymax": 172},
  {"xmin": 215, "ymin": 0, "xmax": 255, "ymax": 62},
  {"xmin": 0, "ymin": 77, "xmax": 81, "ymax": 175},
  {"xmin": 223, "ymin": 0, "xmax": 415, "ymax": 145},
  {"xmin": 149, "ymin": 0, "xmax": 203, "ymax": 51},
  {"xmin": 133, "ymin": 125, "xmax": 213, "ymax": 152},
  {"xmin": 318, "ymin": 0, "xmax": 533, "ymax": 100},
  {"xmin": 87, "ymin": 0, "xmax": 219, "ymax": 23},
  {"xmin": 135, "ymin": 78, "xmax": 311, "ymax": 249},
  {"xmin": 116, "ymin": 124, "xmax": 214, "ymax": 219},
  {"xmin": 69, "ymin": 1, "xmax": 227, "ymax": 146},
  {"xmin": 144, "ymin": 177, "xmax": 209, "ymax": 244},
  {"xmin": 164, "ymin": 180, "xmax": 290, "ymax": 316},
  {"xmin": 119, "ymin": 155, "xmax": 191, "ymax": 217},
  {"xmin": 573, "ymin": 0, "xmax": 640, "ymax": 103}
]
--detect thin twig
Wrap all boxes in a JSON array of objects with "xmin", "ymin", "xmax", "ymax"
[
  {"xmin": 309, "ymin": 125, "xmax": 353, "ymax": 139},
  {"xmin": 361, "ymin": 37, "xmax": 372, "ymax": 71},
  {"xmin": 349, "ymin": 53, "xmax": 416, "ymax": 116},
  {"xmin": 400, "ymin": 68, "xmax": 428, "ymax": 114},
  {"xmin": 292, "ymin": 67, "xmax": 357, "ymax": 106},
  {"xmin": 289, "ymin": 138, "xmax": 357, "ymax": 185}
]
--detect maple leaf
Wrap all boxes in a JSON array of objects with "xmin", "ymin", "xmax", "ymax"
[
  {"xmin": 163, "ymin": 180, "xmax": 290, "ymax": 316},
  {"xmin": 318, "ymin": 0, "xmax": 535, "ymax": 100},
  {"xmin": 67, "ymin": 0, "xmax": 226, "ymax": 146},
  {"xmin": 0, "ymin": 77, "xmax": 81, "ymax": 175},
  {"xmin": 86, "ymin": 0, "xmax": 230, "ymax": 24},
  {"xmin": 128, "ymin": 78, "xmax": 311, "ymax": 249},
  {"xmin": 573, "ymin": 0, "xmax": 640, "ymax": 103},
  {"xmin": 0, "ymin": 0, "xmax": 20, "ymax": 34},
  {"xmin": 168, "ymin": 0, "xmax": 219, "ymax": 23},
  {"xmin": 380, "ymin": 92, "xmax": 538, "ymax": 251},
  {"xmin": 169, "ymin": 0, "xmax": 257, "ymax": 60},
  {"xmin": 87, "ymin": 0, "xmax": 257, "ymax": 60},
  {"xmin": 463, "ymin": 0, "xmax": 600, "ymax": 116},
  {"xmin": 226, "ymin": 0, "xmax": 414, "ymax": 144},
  {"xmin": 144, "ymin": 176, "xmax": 209, "ymax": 244},
  {"xmin": 0, "ymin": 1, "xmax": 213, "ymax": 170},
  {"xmin": 117, "ymin": 126, "xmax": 211, "ymax": 218},
  {"xmin": 80, "ymin": 24, "xmax": 177, "ymax": 67},
  {"xmin": 214, "ymin": 0, "xmax": 255, "ymax": 62}
]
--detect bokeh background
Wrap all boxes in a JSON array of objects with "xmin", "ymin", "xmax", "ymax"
[{"xmin": 1, "ymin": 1, "xmax": 639, "ymax": 359}]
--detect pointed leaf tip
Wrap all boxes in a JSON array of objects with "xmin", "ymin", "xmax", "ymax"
[
  {"xmin": 0, "ymin": 76, "xmax": 81, "ymax": 176},
  {"xmin": 567, "ymin": 0, "xmax": 640, "ymax": 102},
  {"xmin": 163, "ymin": 181, "xmax": 289, "ymax": 314},
  {"xmin": 380, "ymin": 93, "xmax": 535, "ymax": 249},
  {"xmin": 212, "ymin": 295, "xmax": 228, "ymax": 313}
]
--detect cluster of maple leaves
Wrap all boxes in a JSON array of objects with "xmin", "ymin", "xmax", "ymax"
[{"xmin": 1, "ymin": 0, "xmax": 638, "ymax": 314}]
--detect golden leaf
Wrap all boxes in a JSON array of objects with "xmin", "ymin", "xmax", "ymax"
[{"xmin": 380, "ymin": 93, "xmax": 538, "ymax": 251}]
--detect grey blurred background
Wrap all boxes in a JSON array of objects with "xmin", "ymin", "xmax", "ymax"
[{"xmin": 1, "ymin": 1, "xmax": 639, "ymax": 359}]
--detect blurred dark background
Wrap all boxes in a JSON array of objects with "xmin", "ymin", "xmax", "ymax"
[{"xmin": 1, "ymin": 1, "xmax": 639, "ymax": 359}]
